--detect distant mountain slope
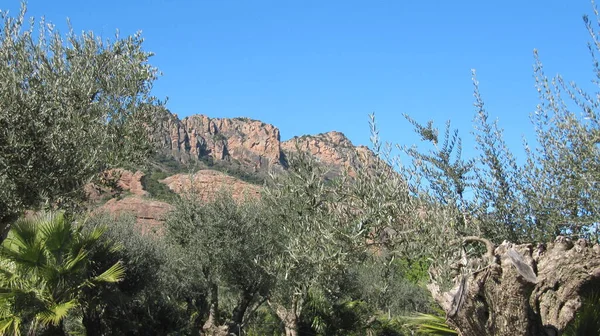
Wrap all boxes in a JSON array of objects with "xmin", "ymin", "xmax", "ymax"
[
  {"xmin": 156, "ymin": 109, "xmax": 376, "ymax": 175},
  {"xmin": 95, "ymin": 110, "xmax": 378, "ymax": 228},
  {"xmin": 282, "ymin": 131, "xmax": 375, "ymax": 177}
]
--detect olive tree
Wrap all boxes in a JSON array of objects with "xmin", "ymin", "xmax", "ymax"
[
  {"xmin": 260, "ymin": 149, "xmax": 364, "ymax": 336},
  {"xmin": 166, "ymin": 191, "xmax": 278, "ymax": 336},
  {"xmin": 338, "ymin": 4, "xmax": 600, "ymax": 335},
  {"xmin": 0, "ymin": 3, "xmax": 162, "ymax": 236}
]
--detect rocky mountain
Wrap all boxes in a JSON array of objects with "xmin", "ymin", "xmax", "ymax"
[
  {"xmin": 96, "ymin": 110, "xmax": 376, "ymax": 229},
  {"xmin": 96, "ymin": 169, "xmax": 260, "ymax": 233},
  {"xmin": 158, "ymin": 110, "xmax": 375, "ymax": 175},
  {"xmin": 159, "ymin": 113, "xmax": 284, "ymax": 171},
  {"xmin": 282, "ymin": 131, "xmax": 374, "ymax": 177}
]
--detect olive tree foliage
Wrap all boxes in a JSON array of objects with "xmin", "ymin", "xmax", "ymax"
[
  {"xmin": 166, "ymin": 191, "xmax": 278, "ymax": 335},
  {"xmin": 523, "ymin": 46, "xmax": 600, "ymax": 240},
  {"xmin": 260, "ymin": 149, "xmax": 365, "ymax": 336},
  {"xmin": 353, "ymin": 53, "xmax": 600, "ymax": 290},
  {"xmin": 0, "ymin": 3, "xmax": 162, "ymax": 233},
  {"xmin": 348, "ymin": 17, "xmax": 600, "ymax": 283},
  {"xmin": 332, "ymin": 3, "xmax": 600, "ymax": 335},
  {"xmin": 82, "ymin": 214, "xmax": 190, "ymax": 335}
]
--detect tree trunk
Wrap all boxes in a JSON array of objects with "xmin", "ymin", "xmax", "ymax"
[
  {"xmin": 202, "ymin": 283, "xmax": 227, "ymax": 336},
  {"xmin": 283, "ymin": 323, "xmax": 299, "ymax": 336},
  {"xmin": 0, "ymin": 212, "xmax": 18, "ymax": 243},
  {"xmin": 270, "ymin": 298, "xmax": 300, "ymax": 336},
  {"xmin": 428, "ymin": 236, "xmax": 600, "ymax": 336},
  {"xmin": 227, "ymin": 289, "xmax": 255, "ymax": 335}
]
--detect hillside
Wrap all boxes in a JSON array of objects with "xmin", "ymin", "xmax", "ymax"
[{"xmin": 94, "ymin": 109, "xmax": 376, "ymax": 229}]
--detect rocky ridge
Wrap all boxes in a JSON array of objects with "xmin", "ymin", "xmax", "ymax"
[
  {"xmin": 158, "ymin": 111, "xmax": 376, "ymax": 174},
  {"xmin": 99, "ymin": 110, "xmax": 376, "ymax": 228}
]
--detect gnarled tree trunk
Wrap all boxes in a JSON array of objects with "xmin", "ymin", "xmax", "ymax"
[
  {"xmin": 226, "ymin": 289, "xmax": 255, "ymax": 335},
  {"xmin": 202, "ymin": 283, "xmax": 228, "ymax": 336},
  {"xmin": 269, "ymin": 298, "xmax": 301, "ymax": 336},
  {"xmin": 428, "ymin": 236, "xmax": 600, "ymax": 336},
  {"xmin": 202, "ymin": 289, "xmax": 265, "ymax": 336}
]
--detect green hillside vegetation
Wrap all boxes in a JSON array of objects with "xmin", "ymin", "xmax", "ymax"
[
  {"xmin": 0, "ymin": 2, "xmax": 599, "ymax": 336},
  {"xmin": 152, "ymin": 152, "xmax": 267, "ymax": 185}
]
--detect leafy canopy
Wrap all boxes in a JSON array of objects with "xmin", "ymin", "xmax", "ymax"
[{"xmin": 0, "ymin": 3, "xmax": 163, "ymax": 230}]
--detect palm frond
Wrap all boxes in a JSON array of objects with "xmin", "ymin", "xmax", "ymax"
[
  {"xmin": 5, "ymin": 244, "xmax": 45, "ymax": 271},
  {"xmin": 70, "ymin": 225, "xmax": 106, "ymax": 256},
  {"xmin": 62, "ymin": 249, "xmax": 89, "ymax": 273},
  {"xmin": 0, "ymin": 267, "xmax": 16, "ymax": 285},
  {"xmin": 0, "ymin": 211, "xmax": 124, "ymax": 332},
  {"xmin": 40, "ymin": 212, "xmax": 71, "ymax": 255},
  {"xmin": 403, "ymin": 313, "xmax": 458, "ymax": 335},
  {"xmin": 91, "ymin": 261, "xmax": 125, "ymax": 284},
  {"xmin": 83, "ymin": 226, "xmax": 107, "ymax": 245},
  {"xmin": 7, "ymin": 218, "xmax": 38, "ymax": 250},
  {"xmin": 0, "ymin": 215, "xmax": 54, "ymax": 271},
  {"xmin": 36, "ymin": 299, "xmax": 77, "ymax": 327},
  {"xmin": 0, "ymin": 316, "xmax": 22, "ymax": 336}
]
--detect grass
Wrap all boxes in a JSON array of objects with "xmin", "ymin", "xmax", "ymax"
[{"xmin": 564, "ymin": 290, "xmax": 600, "ymax": 336}]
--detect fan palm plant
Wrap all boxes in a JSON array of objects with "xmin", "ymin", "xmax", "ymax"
[
  {"xmin": 403, "ymin": 311, "xmax": 458, "ymax": 335},
  {"xmin": 0, "ymin": 212, "xmax": 125, "ymax": 335}
]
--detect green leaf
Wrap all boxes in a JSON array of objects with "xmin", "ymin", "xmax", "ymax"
[
  {"xmin": 37, "ymin": 299, "xmax": 77, "ymax": 326},
  {"xmin": 0, "ymin": 316, "xmax": 22, "ymax": 336},
  {"xmin": 403, "ymin": 313, "xmax": 458, "ymax": 335},
  {"xmin": 39, "ymin": 212, "xmax": 71, "ymax": 254},
  {"xmin": 92, "ymin": 261, "xmax": 125, "ymax": 284}
]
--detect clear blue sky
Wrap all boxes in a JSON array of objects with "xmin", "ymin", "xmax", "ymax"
[{"xmin": 2, "ymin": 0, "xmax": 596, "ymax": 162}]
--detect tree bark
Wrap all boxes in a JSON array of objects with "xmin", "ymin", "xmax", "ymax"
[
  {"xmin": 269, "ymin": 298, "xmax": 301, "ymax": 336},
  {"xmin": 428, "ymin": 236, "xmax": 600, "ymax": 336},
  {"xmin": 202, "ymin": 283, "xmax": 226, "ymax": 336},
  {"xmin": 0, "ymin": 212, "xmax": 18, "ymax": 243},
  {"xmin": 226, "ymin": 289, "xmax": 255, "ymax": 335}
]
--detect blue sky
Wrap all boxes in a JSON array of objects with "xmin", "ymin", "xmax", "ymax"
[{"xmin": 2, "ymin": 0, "xmax": 596, "ymax": 162}]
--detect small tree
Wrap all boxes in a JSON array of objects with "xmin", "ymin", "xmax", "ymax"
[
  {"xmin": 79, "ymin": 214, "xmax": 186, "ymax": 335},
  {"xmin": 166, "ymin": 191, "xmax": 276, "ymax": 335},
  {"xmin": 260, "ymin": 149, "xmax": 363, "ymax": 336},
  {"xmin": 0, "ymin": 3, "xmax": 163, "ymax": 236}
]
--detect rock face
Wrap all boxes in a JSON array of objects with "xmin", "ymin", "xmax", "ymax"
[
  {"xmin": 282, "ymin": 131, "xmax": 376, "ymax": 176},
  {"xmin": 94, "ymin": 169, "xmax": 259, "ymax": 230},
  {"xmin": 97, "ymin": 196, "xmax": 173, "ymax": 234},
  {"xmin": 160, "ymin": 170, "xmax": 261, "ymax": 202},
  {"xmin": 156, "ymin": 111, "xmax": 375, "ymax": 176},
  {"xmin": 111, "ymin": 169, "xmax": 148, "ymax": 196},
  {"xmin": 97, "ymin": 112, "xmax": 375, "ymax": 232},
  {"xmin": 161, "ymin": 114, "xmax": 284, "ymax": 171}
]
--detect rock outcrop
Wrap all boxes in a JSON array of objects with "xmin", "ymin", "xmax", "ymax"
[
  {"xmin": 161, "ymin": 114, "xmax": 283, "ymax": 171},
  {"xmin": 160, "ymin": 170, "xmax": 261, "ymax": 202},
  {"xmin": 93, "ymin": 169, "xmax": 260, "ymax": 229},
  {"xmin": 98, "ymin": 196, "xmax": 173, "ymax": 234},
  {"xmin": 85, "ymin": 169, "xmax": 148, "ymax": 203},
  {"xmin": 282, "ymin": 131, "xmax": 376, "ymax": 176},
  {"xmin": 96, "ymin": 112, "xmax": 376, "ymax": 231},
  {"xmin": 156, "ymin": 111, "xmax": 375, "ymax": 177},
  {"xmin": 110, "ymin": 169, "xmax": 148, "ymax": 196}
]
